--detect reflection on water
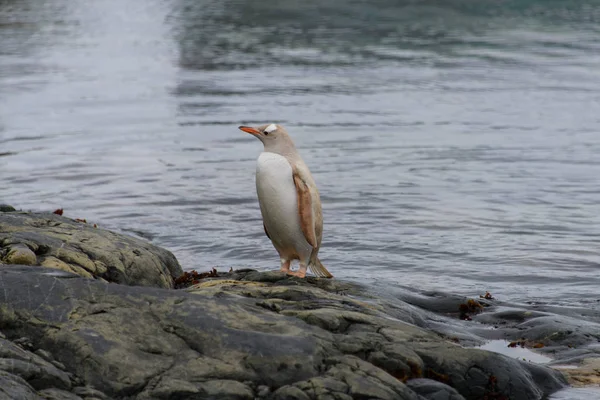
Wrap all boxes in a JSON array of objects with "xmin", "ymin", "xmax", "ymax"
[
  {"xmin": 2, "ymin": 0, "xmax": 600, "ymax": 317},
  {"xmin": 475, "ymin": 340, "xmax": 553, "ymax": 364}
]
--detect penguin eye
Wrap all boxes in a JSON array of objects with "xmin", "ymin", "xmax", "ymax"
[{"xmin": 263, "ymin": 131, "xmax": 269, "ymax": 135}]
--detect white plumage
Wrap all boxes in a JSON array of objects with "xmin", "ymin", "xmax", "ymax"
[
  {"xmin": 264, "ymin": 123, "xmax": 278, "ymax": 133},
  {"xmin": 255, "ymin": 152, "xmax": 312, "ymax": 262}
]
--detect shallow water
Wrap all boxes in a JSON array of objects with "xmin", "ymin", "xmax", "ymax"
[
  {"xmin": 549, "ymin": 387, "xmax": 600, "ymax": 400},
  {"xmin": 2, "ymin": 0, "xmax": 600, "ymax": 315},
  {"xmin": 475, "ymin": 339, "xmax": 553, "ymax": 364}
]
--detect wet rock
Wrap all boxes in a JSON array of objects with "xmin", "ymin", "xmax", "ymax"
[
  {"xmin": 0, "ymin": 211, "xmax": 182, "ymax": 288},
  {"xmin": 473, "ymin": 307, "xmax": 600, "ymax": 362},
  {"xmin": 405, "ymin": 378, "xmax": 465, "ymax": 400},
  {"xmin": 394, "ymin": 290, "xmax": 493, "ymax": 325},
  {"xmin": 515, "ymin": 315, "xmax": 600, "ymax": 348},
  {"xmin": 418, "ymin": 341, "xmax": 568, "ymax": 399},
  {"xmin": 0, "ymin": 266, "xmax": 567, "ymax": 400},
  {"xmin": 0, "ymin": 204, "xmax": 16, "ymax": 212}
]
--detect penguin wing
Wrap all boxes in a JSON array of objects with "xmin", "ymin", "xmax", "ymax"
[{"xmin": 293, "ymin": 172, "xmax": 318, "ymax": 248}]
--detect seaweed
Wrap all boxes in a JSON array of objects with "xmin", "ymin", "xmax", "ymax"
[
  {"xmin": 508, "ymin": 339, "xmax": 545, "ymax": 349},
  {"xmin": 459, "ymin": 298, "xmax": 484, "ymax": 320},
  {"xmin": 483, "ymin": 375, "xmax": 508, "ymax": 400},
  {"xmin": 174, "ymin": 267, "xmax": 220, "ymax": 289},
  {"xmin": 480, "ymin": 291, "xmax": 494, "ymax": 300}
]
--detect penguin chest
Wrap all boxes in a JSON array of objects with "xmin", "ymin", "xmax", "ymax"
[{"xmin": 255, "ymin": 152, "xmax": 311, "ymax": 257}]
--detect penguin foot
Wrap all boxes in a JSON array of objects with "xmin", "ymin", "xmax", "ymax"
[{"xmin": 279, "ymin": 259, "xmax": 291, "ymax": 274}]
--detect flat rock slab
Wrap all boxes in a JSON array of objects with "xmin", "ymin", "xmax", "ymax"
[
  {"xmin": 0, "ymin": 210, "xmax": 182, "ymax": 288},
  {"xmin": 0, "ymin": 266, "xmax": 567, "ymax": 400}
]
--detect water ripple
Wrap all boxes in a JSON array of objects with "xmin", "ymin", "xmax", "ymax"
[{"xmin": 1, "ymin": 0, "xmax": 600, "ymax": 313}]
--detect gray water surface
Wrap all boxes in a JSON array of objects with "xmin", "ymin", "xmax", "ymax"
[{"xmin": 2, "ymin": 0, "xmax": 599, "ymax": 313}]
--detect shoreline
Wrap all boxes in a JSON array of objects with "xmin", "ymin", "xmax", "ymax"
[{"xmin": 0, "ymin": 206, "xmax": 597, "ymax": 399}]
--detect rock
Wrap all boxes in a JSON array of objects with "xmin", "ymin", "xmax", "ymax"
[
  {"xmin": 0, "ymin": 266, "xmax": 567, "ymax": 400},
  {"xmin": 33, "ymin": 349, "xmax": 54, "ymax": 363},
  {"xmin": 414, "ymin": 341, "xmax": 567, "ymax": 400},
  {"xmin": 39, "ymin": 256, "xmax": 94, "ymax": 279},
  {"xmin": 71, "ymin": 386, "xmax": 110, "ymax": 399},
  {"xmin": 391, "ymin": 287, "xmax": 600, "ymax": 381},
  {"xmin": 556, "ymin": 358, "xmax": 600, "ymax": 387},
  {"xmin": 473, "ymin": 306, "xmax": 600, "ymax": 362},
  {"xmin": 3, "ymin": 244, "xmax": 37, "ymax": 265},
  {"xmin": 256, "ymin": 385, "xmax": 271, "ymax": 398},
  {"xmin": 0, "ymin": 337, "xmax": 71, "ymax": 391},
  {"xmin": 0, "ymin": 371, "xmax": 42, "ymax": 400},
  {"xmin": 37, "ymin": 388, "xmax": 83, "ymax": 400},
  {"xmin": 406, "ymin": 379, "xmax": 465, "ymax": 400},
  {"xmin": 316, "ymin": 355, "xmax": 420, "ymax": 400},
  {"xmin": 0, "ymin": 211, "xmax": 182, "ymax": 288},
  {"xmin": 271, "ymin": 386, "xmax": 311, "ymax": 400},
  {"xmin": 197, "ymin": 380, "xmax": 254, "ymax": 399},
  {"xmin": 0, "ymin": 204, "xmax": 16, "ymax": 212}
]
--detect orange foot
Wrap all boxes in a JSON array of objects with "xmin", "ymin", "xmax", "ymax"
[{"xmin": 279, "ymin": 260, "xmax": 291, "ymax": 274}]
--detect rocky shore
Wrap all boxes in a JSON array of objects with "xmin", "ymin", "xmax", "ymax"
[{"xmin": 0, "ymin": 207, "xmax": 597, "ymax": 399}]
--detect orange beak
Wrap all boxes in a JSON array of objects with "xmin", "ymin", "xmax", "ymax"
[{"xmin": 238, "ymin": 126, "xmax": 261, "ymax": 136}]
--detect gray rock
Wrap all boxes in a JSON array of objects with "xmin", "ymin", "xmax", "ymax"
[
  {"xmin": 314, "ymin": 355, "xmax": 421, "ymax": 400},
  {"xmin": 33, "ymin": 349, "xmax": 54, "ymax": 363},
  {"xmin": 0, "ymin": 211, "xmax": 182, "ymax": 288},
  {"xmin": 197, "ymin": 380, "xmax": 254, "ymax": 399},
  {"xmin": 0, "ymin": 370, "xmax": 42, "ymax": 400},
  {"xmin": 271, "ymin": 386, "xmax": 311, "ymax": 400},
  {"xmin": 71, "ymin": 386, "xmax": 110, "ymax": 399},
  {"xmin": 257, "ymin": 385, "xmax": 271, "ymax": 398},
  {"xmin": 0, "ymin": 338, "xmax": 71, "ymax": 390},
  {"xmin": 37, "ymin": 388, "xmax": 83, "ymax": 400},
  {"xmin": 406, "ymin": 379, "xmax": 465, "ymax": 400},
  {"xmin": 473, "ymin": 306, "xmax": 600, "ymax": 362},
  {"xmin": 414, "ymin": 341, "xmax": 567, "ymax": 400},
  {"xmin": 0, "ymin": 266, "xmax": 567, "ymax": 400},
  {"xmin": 0, "ymin": 204, "xmax": 16, "ymax": 212}
]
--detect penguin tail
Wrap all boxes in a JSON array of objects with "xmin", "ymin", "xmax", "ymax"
[{"xmin": 309, "ymin": 257, "xmax": 333, "ymax": 279}]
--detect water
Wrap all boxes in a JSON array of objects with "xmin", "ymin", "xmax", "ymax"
[
  {"xmin": 476, "ymin": 340, "xmax": 553, "ymax": 364},
  {"xmin": 2, "ymin": 0, "xmax": 600, "ymax": 312},
  {"xmin": 550, "ymin": 387, "xmax": 600, "ymax": 400}
]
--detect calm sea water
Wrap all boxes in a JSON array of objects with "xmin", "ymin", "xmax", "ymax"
[{"xmin": 2, "ymin": 1, "xmax": 599, "ymax": 313}]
